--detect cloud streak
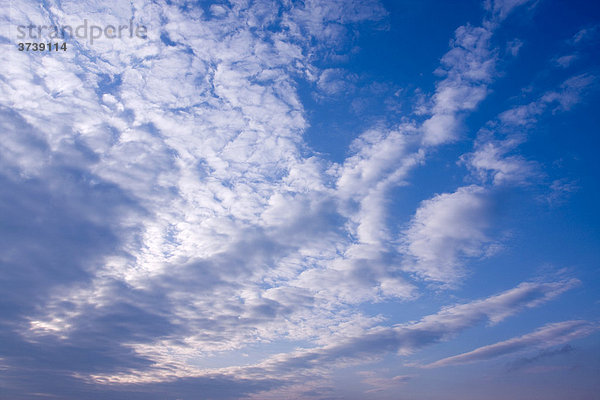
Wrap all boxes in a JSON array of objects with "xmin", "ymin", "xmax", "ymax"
[
  {"xmin": 89, "ymin": 277, "xmax": 578, "ymax": 384},
  {"xmin": 425, "ymin": 320, "xmax": 597, "ymax": 368}
]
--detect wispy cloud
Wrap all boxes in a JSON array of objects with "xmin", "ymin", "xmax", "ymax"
[
  {"xmin": 484, "ymin": 0, "xmax": 537, "ymax": 23},
  {"xmin": 462, "ymin": 73, "xmax": 597, "ymax": 188},
  {"xmin": 506, "ymin": 344, "xmax": 575, "ymax": 372},
  {"xmin": 424, "ymin": 320, "xmax": 596, "ymax": 368},
  {"xmin": 358, "ymin": 371, "xmax": 414, "ymax": 393},
  {"xmin": 422, "ymin": 25, "xmax": 494, "ymax": 145},
  {"xmin": 88, "ymin": 277, "xmax": 578, "ymax": 385}
]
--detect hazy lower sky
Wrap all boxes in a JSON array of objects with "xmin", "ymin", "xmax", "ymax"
[{"xmin": 1, "ymin": 0, "xmax": 599, "ymax": 399}]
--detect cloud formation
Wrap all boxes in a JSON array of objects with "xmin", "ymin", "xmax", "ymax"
[
  {"xmin": 401, "ymin": 185, "xmax": 496, "ymax": 283},
  {"xmin": 425, "ymin": 320, "xmax": 596, "ymax": 368},
  {"xmin": 1, "ymin": 0, "xmax": 598, "ymax": 398}
]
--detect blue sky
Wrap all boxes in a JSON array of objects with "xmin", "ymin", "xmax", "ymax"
[{"xmin": 1, "ymin": 0, "xmax": 599, "ymax": 399}]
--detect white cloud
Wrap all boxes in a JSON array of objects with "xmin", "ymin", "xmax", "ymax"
[
  {"xmin": 425, "ymin": 320, "xmax": 597, "ymax": 368},
  {"xmin": 317, "ymin": 68, "xmax": 354, "ymax": 95},
  {"xmin": 1, "ymin": 1, "xmax": 411, "ymax": 384},
  {"xmin": 542, "ymin": 73, "xmax": 597, "ymax": 111},
  {"xmin": 484, "ymin": 0, "xmax": 536, "ymax": 22},
  {"xmin": 464, "ymin": 134, "xmax": 538, "ymax": 185},
  {"xmin": 541, "ymin": 178, "xmax": 580, "ymax": 206},
  {"xmin": 422, "ymin": 25, "xmax": 495, "ymax": 145},
  {"xmin": 401, "ymin": 185, "xmax": 495, "ymax": 284},
  {"xmin": 463, "ymin": 73, "xmax": 597, "ymax": 187},
  {"xmin": 86, "ymin": 278, "xmax": 579, "ymax": 384},
  {"xmin": 359, "ymin": 371, "xmax": 413, "ymax": 393},
  {"xmin": 506, "ymin": 38, "xmax": 523, "ymax": 56},
  {"xmin": 554, "ymin": 54, "xmax": 578, "ymax": 69},
  {"xmin": 571, "ymin": 24, "xmax": 599, "ymax": 44},
  {"xmin": 1, "ymin": 0, "xmax": 593, "ymax": 397}
]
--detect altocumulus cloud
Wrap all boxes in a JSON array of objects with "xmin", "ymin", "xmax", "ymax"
[{"xmin": 1, "ymin": 0, "xmax": 599, "ymax": 399}]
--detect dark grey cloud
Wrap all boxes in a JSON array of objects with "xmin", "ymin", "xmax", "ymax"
[
  {"xmin": 507, "ymin": 345, "xmax": 575, "ymax": 372},
  {"xmin": 0, "ymin": 107, "xmax": 138, "ymax": 321},
  {"xmin": 0, "ymin": 107, "xmax": 175, "ymax": 397},
  {"xmin": 1, "ymin": 369, "xmax": 282, "ymax": 400}
]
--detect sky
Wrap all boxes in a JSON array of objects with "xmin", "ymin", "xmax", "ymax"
[{"xmin": 1, "ymin": 0, "xmax": 599, "ymax": 399}]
